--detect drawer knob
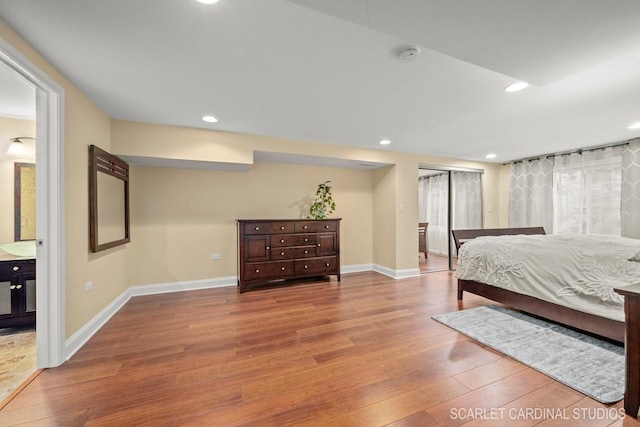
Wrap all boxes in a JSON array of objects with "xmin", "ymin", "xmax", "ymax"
[
  {"xmin": 255, "ymin": 227, "xmax": 260, "ymax": 231},
  {"xmin": 317, "ymin": 243, "xmax": 321, "ymax": 247},
  {"xmin": 280, "ymin": 239, "xmax": 285, "ymax": 243},
  {"xmin": 280, "ymin": 252, "xmax": 285, "ymax": 256},
  {"xmin": 255, "ymin": 269, "xmax": 260, "ymax": 273},
  {"xmin": 304, "ymin": 238, "xmax": 308, "ymax": 242},
  {"xmin": 10, "ymin": 285, "xmax": 16, "ymax": 290},
  {"xmin": 304, "ymin": 265, "xmax": 308, "ymax": 269},
  {"xmin": 304, "ymin": 250, "xmax": 308, "ymax": 254},
  {"xmin": 16, "ymin": 284, "xmax": 22, "ymax": 290},
  {"xmin": 266, "ymin": 246, "xmax": 270, "ymax": 250},
  {"xmin": 325, "ymin": 225, "xmax": 329, "ymax": 229},
  {"xmin": 326, "ymin": 263, "xmax": 330, "ymax": 267},
  {"xmin": 280, "ymin": 226, "xmax": 285, "ymax": 230},
  {"xmin": 281, "ymin": 267, "xmax": 285, "ymax": 271},
  {"xmin": 12, "ymin": 266, "xmax": 20, "ymax": 271},
  {"xmin": 303, "ymin": 225, "xmax": 308, "ymax": 229}
]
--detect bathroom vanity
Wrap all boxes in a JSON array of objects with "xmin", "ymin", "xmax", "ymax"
[{"xmin": 0, "ymin": 256, "xmax": 36, "ymax": 328}]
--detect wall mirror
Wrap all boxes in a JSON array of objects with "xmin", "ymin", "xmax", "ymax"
[
  {"xmin": 89, "ymin": 145, "xmax": 130, "ymax": 252},
  {"xmin": 14, "ymin": 162, "xmax": 36, "ymax": 241}
]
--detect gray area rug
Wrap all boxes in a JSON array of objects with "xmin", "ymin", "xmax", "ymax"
[{"xmin": 432, "ymin": 305, "xmax": 624, "ymax": 403}]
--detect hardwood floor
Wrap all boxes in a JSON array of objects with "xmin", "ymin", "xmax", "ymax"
[
  {"xmin": 1, "ymin": 271, "xmax": 638, "ymax": 426},
  {"xmin": 419, "ymin": 253, "xmax": 458, "ymax": 273}
]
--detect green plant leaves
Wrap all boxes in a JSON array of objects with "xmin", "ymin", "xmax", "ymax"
[{"xmin": 308, "ymin": 180, "xmax": 335, "ymax": 219}]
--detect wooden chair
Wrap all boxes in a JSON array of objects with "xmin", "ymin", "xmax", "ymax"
[{"xmin": 418, "ymin": 222, "xmax": 429, "ymax": 258}]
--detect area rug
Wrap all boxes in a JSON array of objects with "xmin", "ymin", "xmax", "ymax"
[{"xmin": 432, "ymin": 305, "xmax": 624, "ymax": 403}]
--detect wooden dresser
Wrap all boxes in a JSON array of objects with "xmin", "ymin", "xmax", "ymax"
[{"xmin": 237, "ymin": 219, "xmax": 341, "ymax": 292}]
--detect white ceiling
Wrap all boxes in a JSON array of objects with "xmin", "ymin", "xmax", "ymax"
[{"xmin": 1, "ymin": 0, "xmax": 640, "ymax": 163}]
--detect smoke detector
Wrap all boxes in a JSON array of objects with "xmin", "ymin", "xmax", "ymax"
[{"xmin": 397, "ymin": 45, "xmax": 421, "ymax": 62}]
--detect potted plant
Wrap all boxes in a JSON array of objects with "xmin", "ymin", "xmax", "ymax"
[{"xmin": 308, "ymin": 181, "xmax": 336, "ymax": 220}]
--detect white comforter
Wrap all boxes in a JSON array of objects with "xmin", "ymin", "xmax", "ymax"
[{"xmin": 455, "ymin": 234, "xmax": 640, "ymax": 322}]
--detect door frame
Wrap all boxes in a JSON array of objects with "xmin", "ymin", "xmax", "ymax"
[
  {"xmin": 418, "ymin": 164, "xmax": 484, "ymax": 271},
  {"xmin": 0, "ymin": 36, "xmax": 66, "ymax": 368}
]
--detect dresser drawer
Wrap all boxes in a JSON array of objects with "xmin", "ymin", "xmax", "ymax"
[
  {"xmin": 294, "ymin": 257, "xmax": 337, "ymax": 275},
  {"xmin": 243, "ymin": 221, "xmax": 293, "ymax": 235},
  {"xmin": 294, "ymin": 221, "xmax": 337, "ymax": 233},
  {"xmin": 271, "ymin": 246, "xmax": 317, "ymax": 260},
  {"xmin": 270, "ymin": 234, "xmax": 317, "ymax": 247},
  {"xmin": 244, "ymin": 261, "xmax": 294, "ymax": 281}
]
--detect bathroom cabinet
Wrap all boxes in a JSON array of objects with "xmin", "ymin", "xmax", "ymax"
[{"xmin": 0, "ymin": 258, "xmax": 36, "ymax": 328}]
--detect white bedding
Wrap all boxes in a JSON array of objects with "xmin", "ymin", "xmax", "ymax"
[{"xmin": 455, "ymin": 234, "xmax": 640, "ymax": 322}]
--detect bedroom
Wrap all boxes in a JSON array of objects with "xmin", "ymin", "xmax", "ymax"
[{"xmin": 1, "ymin": 0, "xmax": 640, "ymax": 424}]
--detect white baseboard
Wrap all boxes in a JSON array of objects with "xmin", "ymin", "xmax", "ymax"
[
  {"xmin": 63, "ymin": 264, "xmax": 417, "ymax": 361},
  {"xmin": 64, "ymin": 276, "xmax": 237, "ymax": 361},
  {"xmin": 129, "ymin": 276, "xmax": 237, "ymax": 297},
  {"xmin": 373, "ymin": 264, "xmax": 421, "ymax": 279},
  {"xmin": 341, "ymin": 263, "xmax": 373, "ymax": 274},
  {"xmin": 65, "ymin": 287, "xmax": 133, "ymax": 361}
]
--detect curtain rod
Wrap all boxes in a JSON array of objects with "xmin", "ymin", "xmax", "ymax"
[{"xmin": 504, "ymin": 139, "xmax": 631, "ymax": 165}]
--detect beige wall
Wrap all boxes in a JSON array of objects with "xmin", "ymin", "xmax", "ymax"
[
  {"xmin": 128, "ymin": 163, "xmax": 373, "ymax": 285},
  {"xmin": 0, "ymin": 117, "xmax": 35, "ymax": 244},
  {"xmin": 0, "ymin": 159, "xmax": 11, "ymax": 243},
  {"xmin": 372, "ymin": 166, "xmax": 397, "ymax": 269},
  {"xmin": 1, "ymin": 19, "xmax": 508, "ymax": 342},
  {"xmin": 113, "ymin": 120, "xmax": 503, "ymax": 274},
  {"xmin": 0, "ymin": 20, "xmax": 130, "ymax": 338}
]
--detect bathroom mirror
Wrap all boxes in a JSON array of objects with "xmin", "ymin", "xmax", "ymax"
[
  {"xmin": 89, "ymin": 145, "xmax": 130, "ymax": 252},
  {"xmin": 14, "ymin": 162, "xmax": 36, "ymax": 241}
]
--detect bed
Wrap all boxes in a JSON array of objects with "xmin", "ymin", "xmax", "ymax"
[{"xmin": 453, "ymin": 227, "xmax": 640, "ymax": 343}]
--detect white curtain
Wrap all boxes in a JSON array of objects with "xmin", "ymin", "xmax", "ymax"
[
  {"xmin": 418, "ymin": 171, "xmax": 483, "ymax": 256},
  {"xmin": 621, "ymin": 139, "xmax": 640, "ymax": 239},
  {"xmin": 553, "ymin": 146, "xmax": 622, "ymax": 235},
  {"xmin": 418, "ymin": 173, "xmax": 449, "ymax": 255},
  {"xmin": 509, "ymin": 158, "xmax": 554, "ymax": 233},
  {"xmin": 452, "ymin": 172, "xmax": 483, "ymax": 230}
]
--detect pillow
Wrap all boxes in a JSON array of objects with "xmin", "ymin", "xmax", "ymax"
[{"xmin": 630, "ymin": 250, "xmax": 640, "ymax": 262}]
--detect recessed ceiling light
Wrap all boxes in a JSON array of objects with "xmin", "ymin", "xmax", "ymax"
[
  {"xmin": 202, "ymin": 115, "xmax": 218, "ymax": 123},
  {"xmin": 485, "ymin": 153, "xmax": 497, "ymax": 159},
  {"xmin": 197, "ymin": 0, "xmax": 219, "ymax": 4},
  {"xmin": 628, "ymin": 122, "xmax": 640, "ymax": 130},
  {"xmin": 504, "ymin": 82, "xmax": 529, "ymax": 92},
  {"xmin": 379, "ymin": 139, "xmax": 391, "ymax": 145}
]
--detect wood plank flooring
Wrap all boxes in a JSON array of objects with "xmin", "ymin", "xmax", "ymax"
[
  {"xmin": 419, "ymin": 254, "xmax": 458, "ymax": 273},
  {"xmin": 1, "ymin": 271, "xmax": 638, "ymax": 426}
]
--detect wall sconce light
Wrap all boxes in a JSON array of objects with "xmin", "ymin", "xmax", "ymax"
[{"xmin": 6, "ymin": 137, "xmax": 34, "ymax": 156}]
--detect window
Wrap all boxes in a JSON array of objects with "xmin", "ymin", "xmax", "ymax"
[{"xmin": 552, "ymin": 147, "xmax": 622, "ymax": 235}]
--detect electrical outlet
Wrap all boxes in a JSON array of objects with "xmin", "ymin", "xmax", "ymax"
[
  {"xmin": 211, "ymin": 253, "xmax": 221, "ymax": 260},
  {"xmin": 85, "ymin": 281, "xmax": 93, "ymax": 292},
  {"xmin": 340, "ymin": 246, "xmax": 345, "ymax": 252}
]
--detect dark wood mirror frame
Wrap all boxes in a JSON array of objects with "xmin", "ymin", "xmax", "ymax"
[{"xmin": 89, "ymin": 145, "xmax": 130, "ymax": 252}]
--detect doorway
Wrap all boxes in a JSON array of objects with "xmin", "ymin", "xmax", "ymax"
[
  {"xmin": 0, "ymin": 60, "xmax": 37, "ymax": 403},
  {"xmin": 418, "ymin": 167, "xmax": 483, "ymax": 273},
  {"xmin": 0, "ymin": 35, "xmax": 66, "ymax": 380}
]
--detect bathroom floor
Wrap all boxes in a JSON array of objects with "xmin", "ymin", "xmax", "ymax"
[{"xmin": 0, "ymin": 326, "xmax": 36, "ymax": 403}]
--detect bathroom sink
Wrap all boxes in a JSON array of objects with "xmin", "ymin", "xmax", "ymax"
[{"xmin": 0, "ymin": 241, "xmax": 36, "ymax": 258}]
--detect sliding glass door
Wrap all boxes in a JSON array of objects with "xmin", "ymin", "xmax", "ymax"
[{"xmin": 418, "ymin": 167, "xmax": 483, "ymax": 272}]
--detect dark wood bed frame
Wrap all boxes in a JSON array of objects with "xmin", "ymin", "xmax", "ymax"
[{"xmin": 453, "ymin": 227, "xmax": 625, "ymax": 343}]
